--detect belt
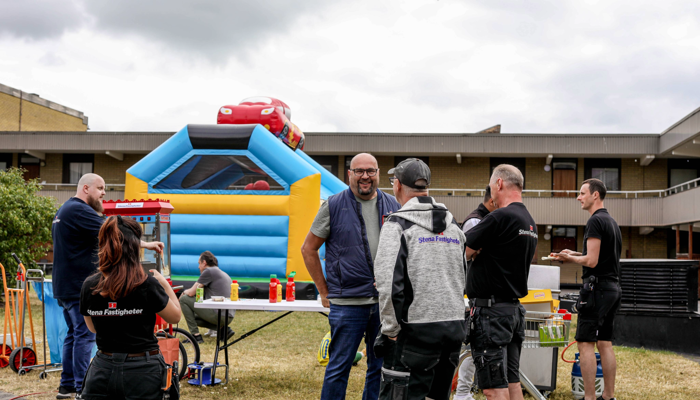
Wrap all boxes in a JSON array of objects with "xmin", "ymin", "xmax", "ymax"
[
  {"xmin": 470, "ymin": 297, "xmax": 519, "ymax": 308},
  {"xmin": 588, "ymin": 276, "xmax": 619, "ymax": 283},
  {"xmin": 100, "ymin": 349, "xmax": 160, "ymax": 358}
]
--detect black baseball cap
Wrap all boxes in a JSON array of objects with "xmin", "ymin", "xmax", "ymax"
[{"xmin": 388, "ymin": 158, "xmax": 431, "ymax": 189}]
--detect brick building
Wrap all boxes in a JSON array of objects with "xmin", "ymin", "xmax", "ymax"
[
  {"xmin": 1, "ymin": 83, "xmax": 89, "ymax": 181},
  {"xmin": 2, "ymin": 84, "xmax": 700, "ymax": 284}
]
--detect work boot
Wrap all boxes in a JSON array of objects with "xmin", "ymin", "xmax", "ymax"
[
  {"xmin": 219, "ymin": 327, "xmax": 235, "ymax": 341},
  {"xmin": 192, "ymin": 333, "xmax": 205, "ymax": 344},
  {"xmin": 56, "ymin": 386, "xmax": 76, "ymax": 399}
]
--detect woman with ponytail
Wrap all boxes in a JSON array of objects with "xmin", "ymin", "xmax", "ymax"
[{"xmin": 79, "ymin": 216, "xmax": 181, "ymax": 400}]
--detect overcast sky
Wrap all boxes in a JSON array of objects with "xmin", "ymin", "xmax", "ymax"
[{"xmin": 1, "ymin": 0, "xmax": 699, "ymax": 133}]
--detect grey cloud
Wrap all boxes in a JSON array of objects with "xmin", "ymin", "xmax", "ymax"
[
  {"xmin": 39, "ymin": 52, "xmax": 65, "ymax": 66},
  {"xmin": 0, "ymin": 0, "xmax": 85, "ymax": 40},
  {"xmin": 535, "ymin": 43, "xmax": 700, "ymax": 133},
  {"xmin": 0, "ymin": 0, "xmax": 330, "ymax": 62},
  {"xmin": 81, "ymin": 0, "xmax": 330, "ymax": 62}
]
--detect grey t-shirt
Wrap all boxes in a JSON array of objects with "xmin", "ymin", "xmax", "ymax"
[
  {"xmin": 197, "ymin": 266, "xmax": 232, "ymax": 300},
  {"xmin": 310, "ymin": 195, "xmax": 380, "ymax": 305}
]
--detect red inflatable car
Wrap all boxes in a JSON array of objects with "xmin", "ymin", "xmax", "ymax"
[{"xmin": 217, "ymin": 96, "xmax": 305, "ymax": 151}]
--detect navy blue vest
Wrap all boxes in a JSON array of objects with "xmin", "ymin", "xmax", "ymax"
[{"xmin": 325, "ymin": 188, "xmax": 400, "ymax": 298}]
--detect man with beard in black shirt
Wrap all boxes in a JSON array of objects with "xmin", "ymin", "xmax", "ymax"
[
  {"xmin": 464, "ymin": 164, "xmax": 537, "ymax": 400},
  {"xmin": 553, "ymin": 179, "xmax": 621, "ymax": 400}
]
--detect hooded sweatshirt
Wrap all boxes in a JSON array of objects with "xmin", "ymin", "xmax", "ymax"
[{"xmin": 374, "ymin": 196, "xmax": 467, "ymax": 346}]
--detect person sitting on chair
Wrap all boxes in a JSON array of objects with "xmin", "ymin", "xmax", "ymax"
[
  {"xmin": 80, "ymin": 216, "xmax": 181, "ymax": 400},
  {"xmin": 179, "ymin": 251, "xmax": 235, "ymax": 343}
]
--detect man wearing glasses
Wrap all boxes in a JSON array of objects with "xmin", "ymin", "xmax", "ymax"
[{"xmin": 302, "ymin": 153, "xmax": 400, "ymax": 400}]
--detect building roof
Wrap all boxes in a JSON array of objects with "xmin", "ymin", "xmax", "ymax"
[
  {"xmin": 1, "ymin": 106, "xmax": 699, "ymax": 159},
  {"xmin": 0, "ymin": 83, "xmax": 89, "ymax": 125}
]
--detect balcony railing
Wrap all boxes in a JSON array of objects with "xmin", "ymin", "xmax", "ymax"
[
  {"xmin": 38, "ymin": 183, "xmax": 125, "ymax": 205},
  {"xmin": 38, "ymin": 183, "xmax": 126, "ymax": 190},
  {"xmin": 35, "ymin": 178, "xmax": 700, "ymax": 226},
  {"xmin": 379, "ymin": 176, "xmax": 700, "ymax": 199},
  {"xmin": 38, "ymin": 177, "xmax": 700, "ymax": 199}
]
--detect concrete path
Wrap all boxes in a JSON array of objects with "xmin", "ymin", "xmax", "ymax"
[{"xmin": 0, "ymin": 391, "xmax": 15, "ymax": 400}]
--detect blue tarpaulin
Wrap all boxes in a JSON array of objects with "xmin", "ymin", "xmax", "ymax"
[{"xmin": 31, "ymin": 280, "xmax": 96, "ymax": 363}]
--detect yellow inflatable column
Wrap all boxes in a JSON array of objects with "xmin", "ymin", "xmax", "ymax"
[
  {"xmin": 287, "ymin": 173, "xmax": 321, "ymax": 281},
  {"xmin": 125, "ymin": 173, "xmax": 149, "ymax": 201}
]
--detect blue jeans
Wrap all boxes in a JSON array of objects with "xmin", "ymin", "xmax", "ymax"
[
  {"xmin": 321, "ymin": 303, "xmax": 382, "ymax": 400},
  {"xmin": 57, "ymin": 299, "xmax": 96, "ymax": 392}
]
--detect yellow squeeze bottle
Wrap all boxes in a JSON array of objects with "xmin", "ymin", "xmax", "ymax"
[
  {"xmin": 231, "ymin": 280, "xmax": 239, "ymax": 301},
  {"xmin": 276, "ymin": 278, "xmax": 282, "ymax": 302}
]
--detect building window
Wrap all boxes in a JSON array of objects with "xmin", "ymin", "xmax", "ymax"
[
  {"xmin": 551, "ymin": 226, "xmax": 577, "ymax": 254},
  {"xmin": 63, "ymin": 154, "xmax": 94, "ymax": 184},
  {"xmin": 0, "ymin": 153, "xmax": 12, "ymax": 172},
  {"xmin": 308, "ymin": 155, "xmax": 338, "ymax": 176},
  {"xmin": 584, "ymin": 158, "xmax": 620, "ymax": 191},
  {"xmin": 591, "ymin": 168, "xmax": 619, "ymax": 191},
  {"xmin": 490, "ymin": 158, "xmax": 526, "ymax": 189},
  {"xmin": 668, "ymin": 159, "xmax": 700, "ymax": 188}
]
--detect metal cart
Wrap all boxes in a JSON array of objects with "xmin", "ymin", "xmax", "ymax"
[
  {"xmin": 20, "ymin": 268, "xmax": 63, "ymax": 378},
  {"xmin": 519, "ymin": 310, "xmax": 572, "ymax": 399}
]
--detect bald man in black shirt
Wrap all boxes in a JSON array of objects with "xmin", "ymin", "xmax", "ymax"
[{"xmin": 464, "ymin": 165, "xmax": 537, "ymax": 400}]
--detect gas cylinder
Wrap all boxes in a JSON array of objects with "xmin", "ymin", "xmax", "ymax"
[{"xmin": 571, "ymin": 352, "xmax": 604, "ymax": 399}]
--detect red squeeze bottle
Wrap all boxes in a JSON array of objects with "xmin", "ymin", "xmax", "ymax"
[
  {"xmin": 286, "ymin": 271, "xmax": 296, "ymax": 302},
  {"xmin": 270, "ymin": 274, "xmax": 278, "ymax": 303}
]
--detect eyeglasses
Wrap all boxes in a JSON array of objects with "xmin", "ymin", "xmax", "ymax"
[
  {"xmin": 350, "ymin": 168, "xmax": 378, "ymax": 177},
  {"xmin": 389, "ymin": 177, "xmax": 398, "ymax": 185}
]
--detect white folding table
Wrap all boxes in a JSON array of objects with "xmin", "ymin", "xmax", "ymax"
[{"xmin": 194, "ymin": 299, "xmax": 329, "ymax": 384}]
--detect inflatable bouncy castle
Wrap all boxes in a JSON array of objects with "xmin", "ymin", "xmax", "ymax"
[{"xmin": 125, "ymin": 101, "xmax": 345, "ymax": 289}]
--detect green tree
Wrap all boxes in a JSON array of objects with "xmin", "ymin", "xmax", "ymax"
[{"xmin": 0, "ymin": 167, "xmax": 56, "ymax": 287}]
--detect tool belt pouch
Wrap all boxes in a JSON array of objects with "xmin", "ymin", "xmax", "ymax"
[
  {"xmin": 576, "ymin": 284, "xmax": 595, "ymax": 314},
  {"xmin": 474, "ymin": 348, "xmax": 508, "ymax": 389},
  {"xmin": 374, "ymin": 331, "xmax": 393, "ymax": 359},
  {"xmin": 464, "ymin": 313, "xmax": 472, "ymax": 345},
  {"xmin": 381, "ymin": 368, "xmax": 409, "ymax": 400},
  {"xmin": 162, "ymin": 361, "xmax": 180, "ymax": 400}
]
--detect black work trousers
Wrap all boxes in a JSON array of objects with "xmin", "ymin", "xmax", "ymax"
[
  {"xmin": 469, "ymin": 303, "xmax": 526, "ymax": 390},
  {"xmin": 378, "ymin": 334, "xmax": 461, "ymax": 400},
  {"xmin": 81, "ymin": 351, "xmax": 166, "ymax": 400}
]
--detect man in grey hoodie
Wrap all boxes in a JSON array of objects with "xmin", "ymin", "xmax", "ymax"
[{"xmin": 374, "ymin": 158, "xmax": 468, "ymax": 400}]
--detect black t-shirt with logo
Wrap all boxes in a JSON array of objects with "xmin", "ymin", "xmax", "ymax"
[
  {"xmin": 80, "ymin": 274, "xmax": 170, "ymax": 353},
  {"xmin": 581, "ymin": 208, "xmax": 622, "ymax": 281},
  {"xmin": 464, "ymin": 202, "xmax": 537, "ymax": 299}
]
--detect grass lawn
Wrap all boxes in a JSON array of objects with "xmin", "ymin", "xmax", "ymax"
[{"xmin": 1, "ymin": 291, "xmax": 699, "ymax": 399}]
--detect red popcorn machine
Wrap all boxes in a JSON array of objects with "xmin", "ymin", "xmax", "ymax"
[{"xmin": 102, "ymin": 199, "xmax": 175, "ymax": 278}]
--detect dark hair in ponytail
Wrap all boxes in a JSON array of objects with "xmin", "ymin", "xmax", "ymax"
[
  {"xmin": 93, "ymin": 215, "xmax": 147, "ymax": 300},
  {"xmin": 199, "ymin": 251, "xmax": 218, "ymax": 267}
]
